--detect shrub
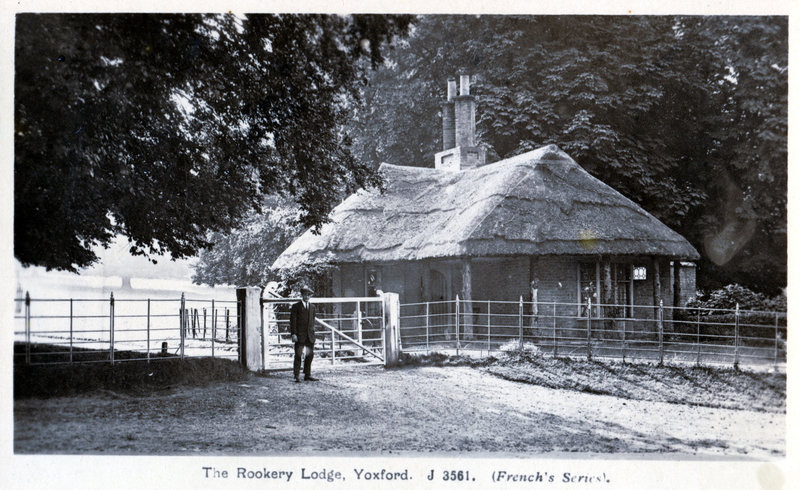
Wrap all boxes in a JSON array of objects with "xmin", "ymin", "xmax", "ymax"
[{"xmin": 686, "ymin": 284, "xmax": 784, "ymax": 312}]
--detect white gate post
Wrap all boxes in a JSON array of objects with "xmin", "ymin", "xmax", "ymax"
[
  {"xmin": 382, "ymin": 292, "xmax": 401, "ymax": 367},
  {"xmin": 237, "ymin": 287, "xmax": 263, "ymax": 371}
]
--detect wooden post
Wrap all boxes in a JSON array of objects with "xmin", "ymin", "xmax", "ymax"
[
  {"xmin": 357, "ymin": 301, "xmax": 363, "ymax": 357},
  {"xmin": 69, "ymin": 298, "xmax": 74, "ymax": 364},
  {"xmin": 203, "ymin": 307, "xmax": 207, "ymax": 339},
  {"xmin": 425, "ymin": 301, "xmax": 430, "ymax": 354},
  {"xmin": 382, "ymin": 293, "xmax": 401, "ymax": 366},
  {"xmin": 487, "ymin": 300, "xmax": 492, "ymax": 354},
  {"xmin": 622, "ymin": 302, "xmax": 627, "ymax": 362},
  {"xmin": 462, "ymin": 259, "xmax": 473, "ymax": 339},
  {"xmin": 552, "ymin": 302, "xmax": 558, "ymax": 357},
  {"xmin": 455, "ymin": 295, "xmax": 460, "ymax": 355},
  {"xmin": 734, "ymin": 303, "xmax": 740, "ymax": 369},
  {"xmin": 774, "ymin": 311, "xmax": 779, "ymax": 368},
  {"xmin": 237, "ymin": 287, "xmax": 263, "ymax": 371},
  {"xmin": 180, "ymin": 293, "xmax": 185, "ymax": 359},
  {"xmin": 696, "ymin": 309, "xmax": 701, "ymax": 366},
  {"xmin": 603, "ymin": 261, "xmax": 612, "ymax": 339},
  {"xmin": 109, "ymin": 293, "xmax": 115, "ymax": 365},
  {"xmin": 529, "ymin": 257, "xmax": 539, "ymax": 329},
  {"xmin": 658, "ymin": 299, "xmax": 664, "ymax": 366},
  {"xmin": 25, "ymin": 292, "xmax": 30, "ymax": 365},
  {"xmin": 587, "ymin": 297, "xmax": 592, "ymax": 360},
  {"xmin": 331, "ymin": 330, "xmax": 336, "ymax": 365},
  {"xmin": 518, "ymin": 296, "xmax": 524, "ymax": 351},
  {"xmin": 211, "ymin": 299, "xmax": 215, "ymax": 358},
  {"xmin": 146, "ymin": 298, "xmax": 150, "ymax": 362},
  {"xmin": 652, "ymin": 257, "xmax": 661, "ymax": 313},
  {"xmin": 225, "ymin": 307, "xmax": 230, "ymax": 342}
]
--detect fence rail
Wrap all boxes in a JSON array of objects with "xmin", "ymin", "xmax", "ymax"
[
  {"xmin": 14, "ymin": 292, "xmax": 240, "ymax": 365},
  {"xmin": 399, "ymin": 297, "xmax": 787, "ymax": 368},
  {"xmin": 260, "ymin": 297, "xmax": 386, "ymax": 371}
]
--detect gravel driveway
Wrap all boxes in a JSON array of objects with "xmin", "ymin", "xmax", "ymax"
[{"xmin": 14, "ymin": 364, "xmax": 784, "ymax": 456}]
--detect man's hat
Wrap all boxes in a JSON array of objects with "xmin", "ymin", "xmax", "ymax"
[{"xmin": 299, "ymin": 285, "xmax": 314, "ymax": 295}]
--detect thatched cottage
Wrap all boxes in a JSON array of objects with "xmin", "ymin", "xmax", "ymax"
[{"xmin": 273, "ymin": 75, "xmax": 700, "ymax": 330}]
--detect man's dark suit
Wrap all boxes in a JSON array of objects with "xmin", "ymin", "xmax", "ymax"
[{"xmin": 290, "ymin": 300, "xmax": 316, "ymax": 379}]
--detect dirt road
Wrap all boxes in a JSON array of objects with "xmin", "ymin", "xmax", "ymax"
[{"xmin": 14, "ymin": 364, "xmax": 784, "ymax": 456}]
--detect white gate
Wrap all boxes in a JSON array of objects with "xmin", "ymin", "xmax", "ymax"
[{"xmin": 259, "ymin": 296, "xmax": 387, "ymax": 371}]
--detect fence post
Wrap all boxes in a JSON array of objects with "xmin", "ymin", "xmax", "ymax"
[
  {"xmin": 69, "ymin": 298, "xmax": 74, "ymax": 364},
  {"xmin": 109, "ymin": 292, "xmax": 115, "ymax": 366},
  {"xmin": 658, "ymin": 300, "xmax": 664, "ymax": 366},
  {"xmin": 487, "ymin": 300, "xmax": 492, "ymax": 354},
  {"xmin": 225, "ymin": 307, "xmax": 230, "ymax": 342},
  {"xmin": 425, "ymin": 301, "xmax": 430, "ymax": 354},
  {"xmin": 146, "ymin": 298, "xmax": 151, "ymax": 363},
  {"xmin": 696, "ymin": 310, "xmax": 701, "ymax": 366},
  {"xmin": 455, "ymin": 295, "xmax": 460, "ymax": 355},
  {"xmin": 382, "ymin": 292, "xmax": 400, "ymax": 366},
  {"xmin": 518, "ymin": 296, "xmax": 524, "ymax": 352},
  {"xmin": 331, "ymin": 331, "xmax": 336, "ymax": 365},
  {"xmin": 25, "ymin": 292, "xmax": 31, "ymax": 365},
  {"xmin": 552, "ymin": 302, "xmax": 558, "ymax": 357},
  {"xmin": 203, "ymin": 307, "xmax": 207, "ymax": 339},
  {"xmin": 621, "ymin": 305, "xmax": 626, "ymax": 362},
  {"xmin": 356, "ymin": 301, "xmax": 364, "ymax": 357},
  {"xmin": 733, "ymin": 303, "xmax": 740, "ymax": 369},
  {"xmin": 211, "ymin": 299, "xmax": 215, "ymax": 358},
  {"xmin": 180, "ymin": 293, "xmax": 185, "ymax": 359},
  {"xmin": 774, "ymin": 311, "xmax": 779, "ymax": 369},
  {"xmin": 586, "ymin": 298, "xmax": 592, "ymax": 360}
]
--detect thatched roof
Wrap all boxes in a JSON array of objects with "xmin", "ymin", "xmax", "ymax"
[{"xmin": 273, "ymin": 145, "xmax": 700, "ymax": 270}]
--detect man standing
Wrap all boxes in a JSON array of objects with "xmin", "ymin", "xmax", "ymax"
[{"xmin": 290, "ymin": 285, "xmax": 319, "ymax": 382}]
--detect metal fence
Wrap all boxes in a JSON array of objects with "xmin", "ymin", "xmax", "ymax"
[
  {"xmin": 399, "ymin": 297, "xmax": 787, "ymax": 368},
  {"xmin": 260, "ymin": 297, "xmax": 385, "ymax": 371},
  {"xmin": 14, "ymin": 292, "xmax": 240, "ymax": 365}
]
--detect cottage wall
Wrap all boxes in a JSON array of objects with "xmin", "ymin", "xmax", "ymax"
[{"xmin": 332, "ymin": 255, "xmax": 687, "ymax": 343}]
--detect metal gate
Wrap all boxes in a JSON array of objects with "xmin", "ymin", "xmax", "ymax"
[{"xmin": 260, "ymin": 296, "xmax": 386, "ymax": 371}]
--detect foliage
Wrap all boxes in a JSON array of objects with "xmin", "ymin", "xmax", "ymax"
[
  {"xmin": 349, "ymin": 15, "xmax": 786, "ymax": 293},
  {"xmin": 273, "ymin": 261, "xmax": 339, "ymax": 297},
  {"xmin": 15, "ymin": 13, "xmax": 412, "ymax": 272},
  {"xmin": 686, "ymin": 284, "xmax": 786, "ymax": 312},
  {"xmin": 191, "ymin": 196, "xmax": 304, "ymax": 287}
]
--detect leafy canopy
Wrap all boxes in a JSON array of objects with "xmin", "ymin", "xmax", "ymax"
[
  {"xmin": 348, "ymin": 15, "xmax": 786, "ymax": 293},
  {"xmin": 15, "ymin": 13, "xmax": 412, "ymax": 272}
]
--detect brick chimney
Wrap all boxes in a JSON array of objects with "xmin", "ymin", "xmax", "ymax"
[
  {"xmin": 435, "ymin": 74, "xmax": 486, "ymax": 172},
  {"xmin": 441, "ymin": 77, "xmax": 456, "ymax": 150}
]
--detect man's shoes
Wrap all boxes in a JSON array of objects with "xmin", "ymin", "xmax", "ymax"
[
  {"xmin": 304, "ymin": 376, "xmax": 319, "ymax": 382},
  {"xmin": 294, "ymin": 377, "xmax": 301, "ymax": 383}
]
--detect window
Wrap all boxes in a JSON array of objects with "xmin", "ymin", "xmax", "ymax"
[
  {"xmin": 577, "ymin": 262, "xmax": 634, "ymax": 318},
  {"xmin": 615, "ymin": 264, "xmax": 632, "ymax": 318},
  {"xmin": 633, "ymin": 266, "xmax": 647, "ymax": 280}
]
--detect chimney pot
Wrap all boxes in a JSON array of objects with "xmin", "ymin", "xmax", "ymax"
[
  {"xmin": 447, "ymin": 77, "xmax": 457, "ymax": 101},
  {"xmin": 459, "ymin": 74, "xmax": 470, "ymax": 96}
]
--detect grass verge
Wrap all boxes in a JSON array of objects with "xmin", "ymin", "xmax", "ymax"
[{"xmin": 14, "ymin": 344, "xmax": 248, "ymax": 399}]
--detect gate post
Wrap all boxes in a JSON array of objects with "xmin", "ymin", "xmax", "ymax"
[
  {"xmin": 237, "ymin": 287, "xmax": 263, "ymax": 371},
  {"xmin": 382, "ymin": 292, "xmax": 401, "ymax": 367}
]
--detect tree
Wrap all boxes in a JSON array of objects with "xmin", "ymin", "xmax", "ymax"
[
  {"xmin": 191, "ymin": 195, "xmax": 303, "ymax": 287},
  {"xmin": 15, "ymin": 13, "xmax": 412, "ymax": 272},
  {"xmin": 348, "ymin": 15, "xmax": 787, "ymax": 293}
]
